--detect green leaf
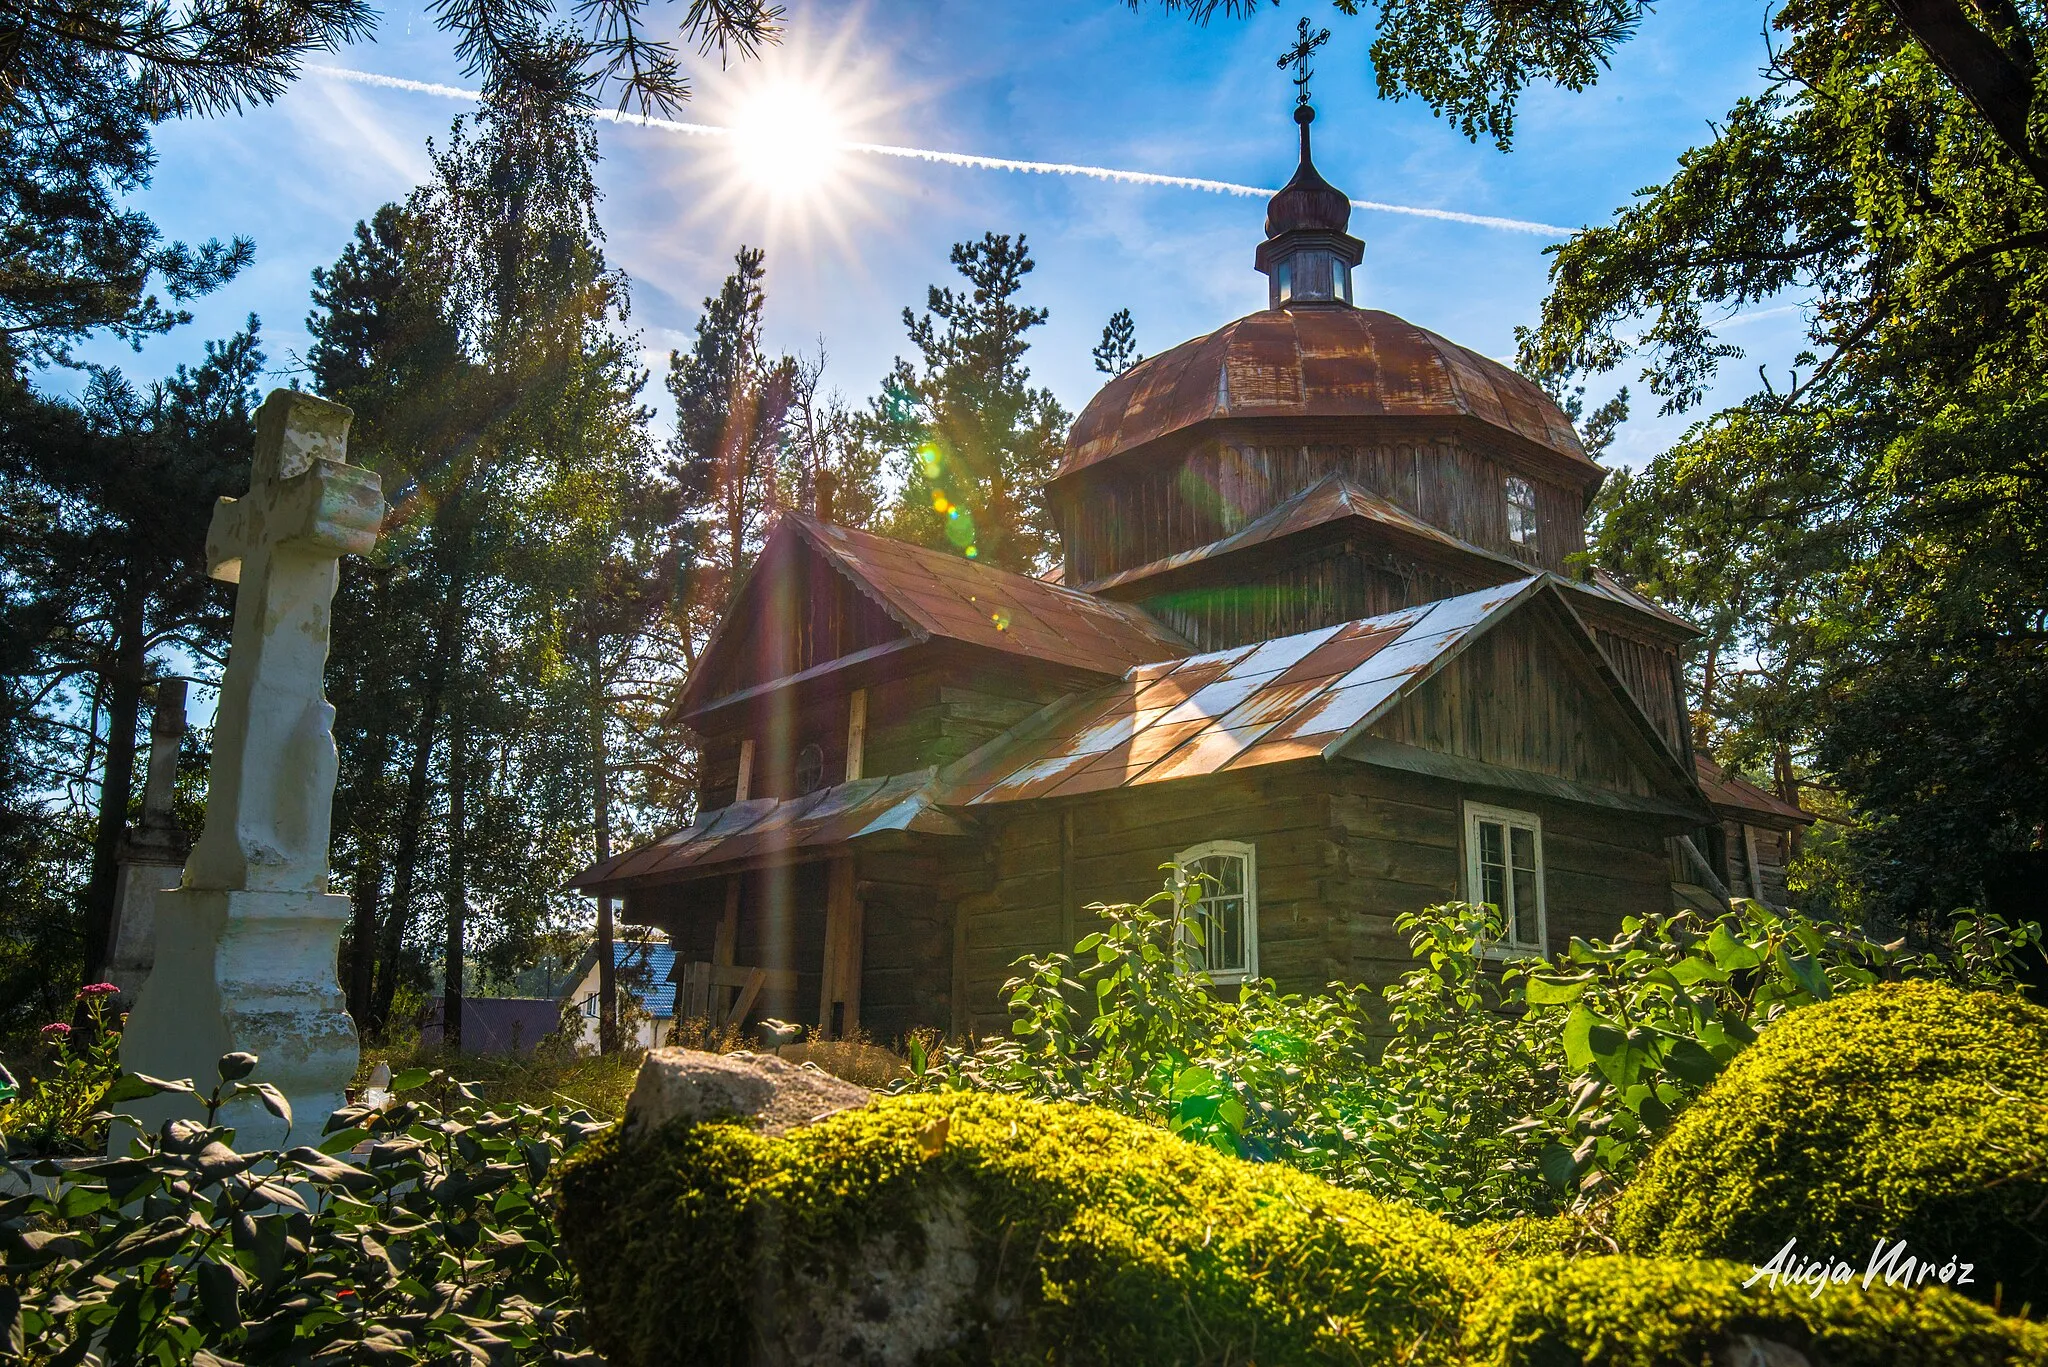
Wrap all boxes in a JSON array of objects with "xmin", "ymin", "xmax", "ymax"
[
  {"xmin": 196, "ymin": 1259, "xmax": 243, "ymax": 1329},
  {"xmin": 216, "ymin": 1052, "xmax": 259, "ymax": 1082},
  {"xmin": 1562, "ymin": 1005, "xmax": 1596, "ymax": 1072},
  {"xmin": 1707, "ymin": 924, "xmax": 1762, "ymax": 972},
  {"xmin": 1522, "ymin": 974, "xmax": 1590, "ymax": 1006},
  {"xmin": 1170, "ymin": 1066, "xmax": 1219, "ymax": 1101},
  {"xmin": 1539, "ymin": 1143, "xmax": 1579, "ymax": 1192},
  {"xmin": 1669, "ymin": 957, "xmax": 1731, "ymax": 985},
  {"xmin": 1661, "ymin": 1037, "xmax": 1723, "ymax": 1088},
  {"xmin": 240, "ymin": 1081, "xmax": 294, "ymax": 1134},
  {"xmin": 104, "ymin": 1073, "xmax": 196, "ymax": 1104},
  {"xmin": 390, "ymin": 1068, "xmax": 432, "ymax": 1093},
  {"xmin": 1777, "ymin": 948, "xmax": 1830, "ymax": 1000}
]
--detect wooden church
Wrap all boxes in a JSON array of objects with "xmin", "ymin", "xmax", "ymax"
[{"xmin": 575, "ymin": 101, "xmax": 1805, "ymax": 1043}]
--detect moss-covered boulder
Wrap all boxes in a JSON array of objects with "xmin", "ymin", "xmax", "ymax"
[
  {"xmin": 1614, "ymin": 981, "xmax": 2048, "ymax": 1312},
  {"xmin": 1463, "ymin": 1254, "xmax": 2048, "ymax": 1366},
  {"xmin": 558, "ymin": 1091, "xmax": 1479, "ymax": 1366}
]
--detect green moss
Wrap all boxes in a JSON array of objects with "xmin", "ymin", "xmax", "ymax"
[
  {"xmin": 1462, "ymin": 1254, "xmax": 2048, "ymax": 1367},
  {"xmin": 558, "ymin": 1091, "xmax": 1480, "ymax": 1366},
  {"xmin": 1614, "ymin": 981, "xmax": 2048, "ymax": 1312}
]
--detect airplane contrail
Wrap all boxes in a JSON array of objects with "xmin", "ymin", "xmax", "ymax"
[{"xmin": 309, "ymin": 65, "xmax": 1575, "ymax": 238}]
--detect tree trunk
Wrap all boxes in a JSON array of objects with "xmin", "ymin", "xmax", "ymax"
[
  {"xmin": 370, "ymin": 562, "xmax": 467, "ymax": 1034},
  {"xmin": 347, "ymin": 569, "xmax": 396, "ymax": 1025},
  {"xmin": 81, "ymin": 586, "xmax": 148, "ymax": 983},
  {"xmin": 444, "ymin": 705, "xmax": 466, "ymax": 1053},
  {"xmin": 591, "ymin": 644, "xmax": 618, "ymax": 1054},
  {"xmin": 1775, "ymin": 741, "xmax": 1804, "ymax": 860}
]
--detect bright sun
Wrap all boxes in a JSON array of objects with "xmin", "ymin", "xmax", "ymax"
[{"xmin": 728, "ymin": 82, "xmax": 847, "ymax": 197}]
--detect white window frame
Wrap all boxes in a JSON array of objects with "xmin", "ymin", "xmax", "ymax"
[
  {"xmin": 1173, "ymin": 840, "xmax": 1259, "ymax": 985},
  {"xmin": 1464, "ymin": 802, "xmax": 1547, "ymax": 958},
  {"xmin": 1505, "ymin": 475, "xmax": 1539, "ymax": 548}
]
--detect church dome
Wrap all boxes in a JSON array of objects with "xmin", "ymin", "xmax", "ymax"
[
  {"xmin": 1264, "ymin": 107, "xmax": 1351, "ymax": 237},
  {"xmin": 1058, "ymin": 307, "xmax": 1596, "ymax": 485}
]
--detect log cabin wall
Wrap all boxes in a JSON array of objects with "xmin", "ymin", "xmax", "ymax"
[
  {"xmin": 1363, "ymin": 610, "xmax": 1661, "ymax": 801},
  {"xmin": 1133, "ymin": 539, "xmax": 1495, "ymax": 651},
  {"xmin": 1058, "ymin": 419, "xmax": 1589, "ymax": 586},
  {"xmin": 939, "ymin": 762, "xmax": 1678, "ymax": 1037},
  {"xmin": 693, "ymin": 658, "xmax": 1082, "ymax": 810}
]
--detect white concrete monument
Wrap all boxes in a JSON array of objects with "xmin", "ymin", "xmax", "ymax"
[{"xmin": 121, "ymin": 390, "xmax": 384, "ymax": 1147}]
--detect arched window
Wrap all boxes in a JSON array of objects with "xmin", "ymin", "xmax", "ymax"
[{"xmin": 1174, "ymin": 840, "xmax": 1258, "ymax": 983}]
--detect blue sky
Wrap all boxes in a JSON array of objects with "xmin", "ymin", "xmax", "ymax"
[{"xmin": 58, "ymin": 0, "xmax": 1809, "ymax": 469}]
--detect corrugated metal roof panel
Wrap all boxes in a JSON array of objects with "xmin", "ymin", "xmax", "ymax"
[{"xmin": 948, "ymin": 579, "xmax": 1547, "ymax": 805}]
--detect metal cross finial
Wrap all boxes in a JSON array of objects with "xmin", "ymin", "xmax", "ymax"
[{"xmin": 1278, "ymin": 16, "xmax": 1331, "ymax": 107}]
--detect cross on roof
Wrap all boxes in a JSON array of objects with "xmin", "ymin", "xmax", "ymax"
[{"xmin": 1278, "ymin": 17, "xmax": 1331, "ymax": 107}]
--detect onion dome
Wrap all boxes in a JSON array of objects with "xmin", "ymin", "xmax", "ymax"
[{"xmin": 1254, "ymin": 103, "xmax": 1364, "ymax": 309}]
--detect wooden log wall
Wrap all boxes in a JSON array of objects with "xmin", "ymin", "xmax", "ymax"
[
  {"xmin": 1137, "ymin": 539, "xmax": 1491, "ymax": 651},
  {"xmin": 1061, "ymin": 421, "xmax": 1586, "ymax": 585},
  {"xmin": 1366, "ymin": 610, "xmax": 1659, "ymax": 800},
  {"xmin": 943, "ymin": 760, "xmax": 1676, "ymax": 1036}
]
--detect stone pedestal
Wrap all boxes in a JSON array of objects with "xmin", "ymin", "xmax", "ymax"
[
  {"xmin": 120, "ymin": 888, "xmax": 357, "ymax": 1147},
  {"xmin": 106, "ymin": 858, "xmax": 184, "ymax": 1003}
]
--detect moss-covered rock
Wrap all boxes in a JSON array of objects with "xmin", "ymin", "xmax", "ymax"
[
  {"xmin": 558, "ymin": 1091, "xmax": 1479, "ymax": 1366},
  {"xmin": 1463, "ymin": 1254, "xmax": 2048, "ymax": 1366},
  {"xmin": 1614, "ymin": 981, "xmax": 2048, "ymax": 1313}
]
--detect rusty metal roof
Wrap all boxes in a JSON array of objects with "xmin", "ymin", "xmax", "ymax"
[
  {"xmin": 1579, "ymin": 567, "xmax": 1699, "ymax": 637},
  {"xmin": 1059, "ymin": 308, "xmax": 1595, "ymax": 485},
  {"xmin": 1695, "ymin": 755, "xmax": 1815, "ymax": 828},
  {"xmin": 571, "ymin": 768, "xmax": 965, "ymax": 893},
  {"xmin": 943, "ymin": 577, "xmax": 1554, "ymax": 804},
  {"xmin": 673, "ymin": 515, "xmax": 1192, "ymax": 720},
  {"xmin": 795, "ymin": 515, "xmax": 1188, "ymax": 676}
]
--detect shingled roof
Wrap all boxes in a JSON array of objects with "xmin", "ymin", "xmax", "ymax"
[{"xmin": 673, "ymin": 514, "xmax": 1190, "ymax": 720}]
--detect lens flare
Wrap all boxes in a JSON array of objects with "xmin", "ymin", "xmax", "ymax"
[{"xmin": 729, "ymin": 81, "xmax": 845, "ymax": 197}]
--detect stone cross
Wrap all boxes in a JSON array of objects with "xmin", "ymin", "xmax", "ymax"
[{"xmin": 121, "ymin": 390, "xmax": 384, "ymax": 1148}]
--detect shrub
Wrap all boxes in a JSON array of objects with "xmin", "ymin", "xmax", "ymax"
[
  {"xmin": 558, "ymin": 1090, "xmax": 1480, "ymax": 1367},
  {"xmin": 0, "ymin": 985, "xmax": 123, "ymax": 1157},
  {"xmin": 2, "ymin": 1051, "xmax": 605, "ymax": 1367},
  {"xmin": 1463, "ymin": 1254, "xmax": 2048, "ymax": 1366},
  {"xmin": 1613, "ymin": 981, "xmax": 2048, "ymax": 1314}
]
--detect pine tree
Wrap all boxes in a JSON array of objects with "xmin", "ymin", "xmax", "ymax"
[
  {"xmin": 871, "ymin": 233, "xmax": 1070, "ymax": 573},
  {"xmin": 1093, "ymin": 308, "xmax": 1142, "ymax": 375}
]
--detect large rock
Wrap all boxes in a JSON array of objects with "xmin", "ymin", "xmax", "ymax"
[
  {"xmin": 622, "ymin": 1047, "xmax": 872, "ymax": 1138},
  {"xmin": 1615, "ymin": 981, "xmax": 2048, "ymax": 1312},
  {"xmin": 560, "ymin": 1091, "xmax": 1479, "ymax": 1366}
]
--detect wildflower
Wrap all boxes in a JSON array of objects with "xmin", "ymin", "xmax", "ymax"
[
  {"xmin": 40, "ymin": 1022, "xmax": 72, "ymax": 1038},
  {"xmin": 78, "ymin": 982, "xmax": 120, "ymax": 998}
]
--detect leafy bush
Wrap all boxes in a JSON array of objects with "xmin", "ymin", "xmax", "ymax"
[
  {"xmin": 2, "ymin": 1051, "xmax": 606, "ymax": 1367},
  {"xmin": 1, "ymin": 985, "xmax": 123, "ymax": 1158},
  {"xmin": 1462, "ymin": 1253, "xmax": 2048, "ymax": 1367},
  {"xmin": 1614, "ymin": 981, "xmax": 2048, "ymax": 1312},
  {"xmin": 902, "ymin": 874, "xmax": 2044, "ymax": 1226},
  {"xmin": 558, "ymin": 1089, "xmax": 1481, "ymax": 1367}
]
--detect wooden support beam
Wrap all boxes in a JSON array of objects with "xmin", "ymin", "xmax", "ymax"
[
  {"xmin": 845, "ymin": 689, "xmax": 867, "ymax": 782},
  {"xmin": 714, "ymin": 876, "xmax": 740, "ymax": 1020},
  {"xmin": 726, "ymin": 968, "xmax": 769, "ymax": 1029},
  {"xmin": 735, "ymin": 738, "xmax": 755, "ymax": 802},
  {"xmin": 1059, "ymin": 807, "xmax": 1077, "ymax": 954},
  {"xmin": 817, "ymin": 856, "xmax": 863, "ymax": 1038}
]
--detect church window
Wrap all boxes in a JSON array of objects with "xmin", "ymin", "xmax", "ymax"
[
  {"xmin": 1174, "ymin": 840, "xmax": 1258, "ymax": 983},
  {"xmin": 1466, "ymin": 803, "xmax": 1545, "ymax": 955},
  {"xmin": 1275, "ymin": 259, "xmax": 1293, "ymax": 304},
  {"xmin": 1505, "ymin": 476, "xmax": 1539, "ymax": 547}
]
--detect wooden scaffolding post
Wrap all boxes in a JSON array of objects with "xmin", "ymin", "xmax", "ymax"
[
  {"xmin": 713, "ymin": 876, "xmax": 741, "ymax": 1023},
  {"xmin": 817, "ymin": 856, "xmax": 863, "ymax": 1038}
]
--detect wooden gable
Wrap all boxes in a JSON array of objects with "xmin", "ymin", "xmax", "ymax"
[
  {"xmin": 1347, "ymin": 590, "xmax": 1705, "ymax": 821},
  {"xmin": 677, "ymin": 528, "xmax": 913, "ymax": 722}
]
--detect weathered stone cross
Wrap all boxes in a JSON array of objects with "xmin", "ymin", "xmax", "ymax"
[{"xmin": 121, "ymin": 390, "xmax": 384, "ymax": 1147}]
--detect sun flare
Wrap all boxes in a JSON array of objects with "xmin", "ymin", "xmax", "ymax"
[{"xmin": 728, "ymin": 81, "xmax": 848, "ymax": 197}]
